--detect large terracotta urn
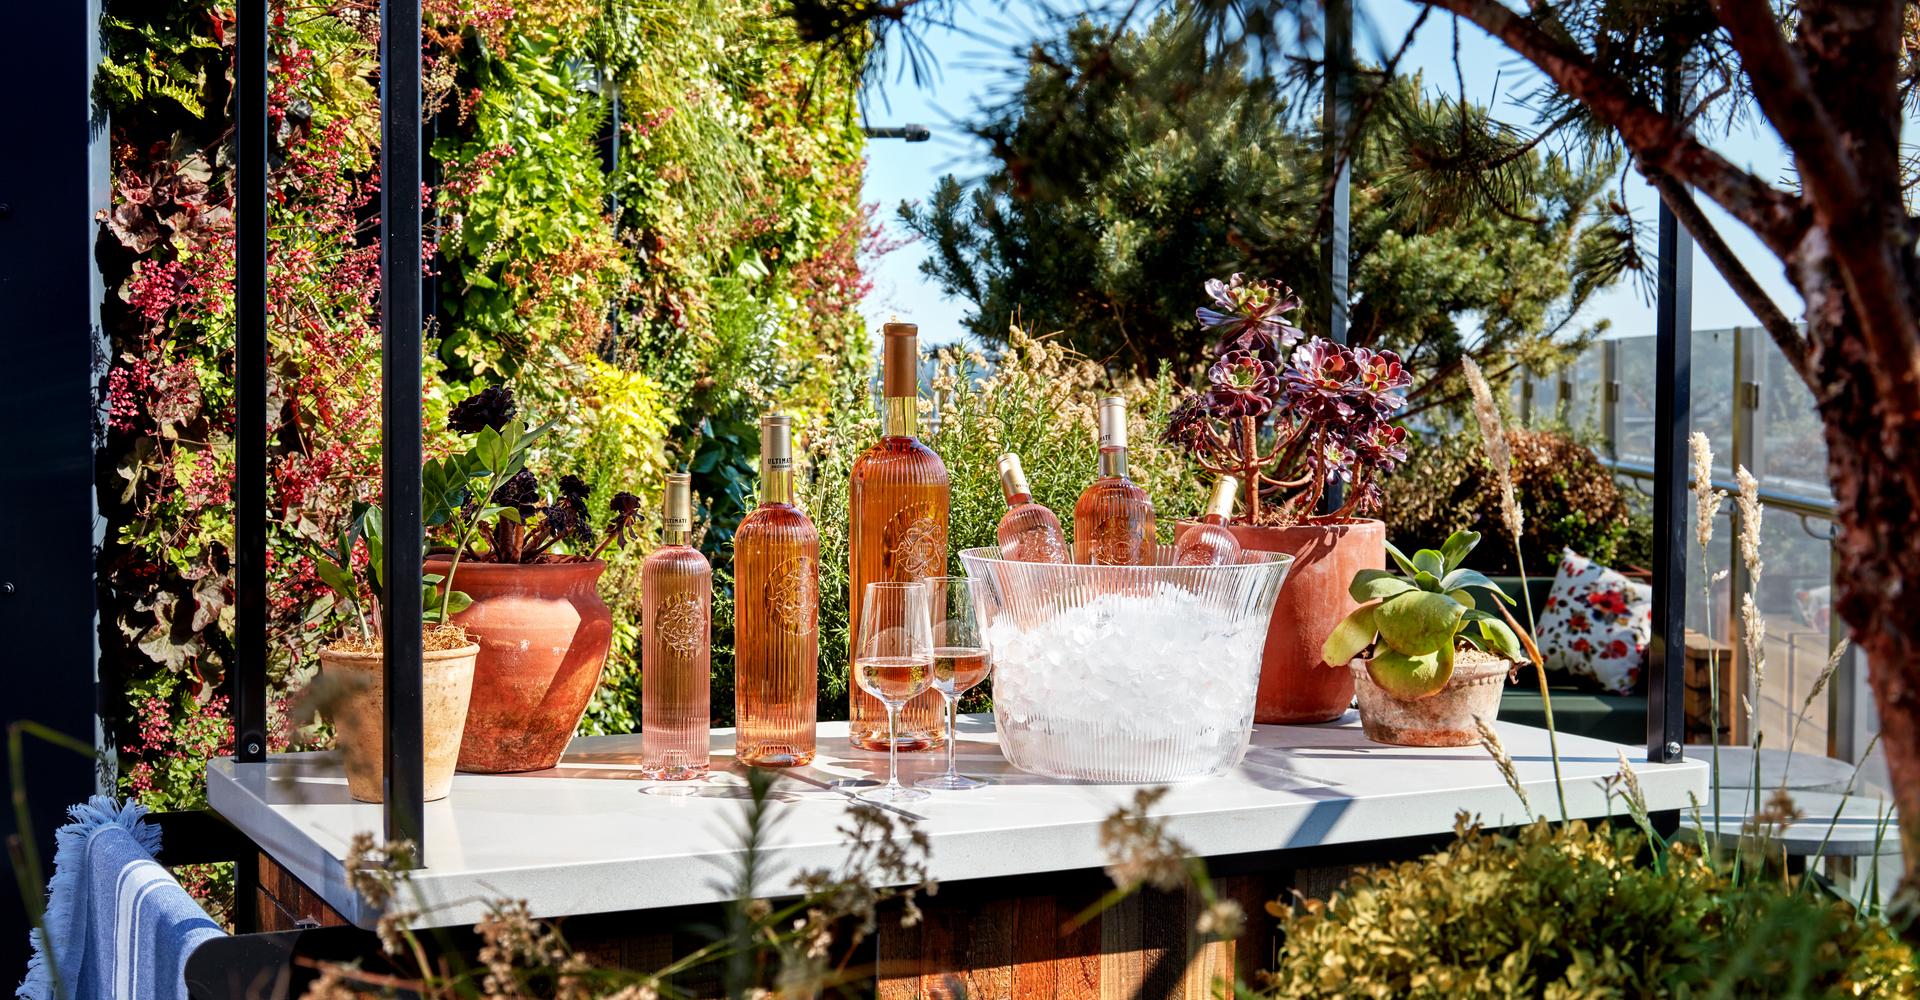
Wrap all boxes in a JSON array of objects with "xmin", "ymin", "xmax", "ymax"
[
  {"xmin": 426, "ymin": 557, "xmax": 614, "ymax": 773},
  {"xmin": 321, "ymin": 640, "xmax": 478, "ymax": 802},
  {"xmin": 1177, "ymin": 517, "xmax": 1384, "ymax": 724}
]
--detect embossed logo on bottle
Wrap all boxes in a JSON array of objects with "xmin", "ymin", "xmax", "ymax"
[
  {"xmin": 885, "ymin": 502, "xmax": 946, "ymax": 582},
  {"xmin": 1089, "ymin": 530, "xmax": 1140, "ymax": 566},
  {"xmin": 766, "ymin": 555, "xmax": 817, "ymax": 635},
  {"xmin": 656, "ymin": 591, "xmax": 707, "ymax": 657}
]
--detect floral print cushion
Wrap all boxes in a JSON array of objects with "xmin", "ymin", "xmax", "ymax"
[{"xmin": 1534, "ymin": 548, "xmax": 1653, "ymax": 695}]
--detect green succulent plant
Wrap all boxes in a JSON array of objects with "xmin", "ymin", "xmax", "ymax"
[{"xmin": 1321, "ymin": 529, "xmax": 1527, "ymax": 699}]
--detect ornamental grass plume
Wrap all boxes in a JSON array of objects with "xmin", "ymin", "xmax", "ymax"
[
  {"xmin": 1457, "ymin": 356, "xmax": 1563, "ymax": 821},
  {"xmin": 1474, "ymin": 715, "xmax": 1531, "ymax": 818}
]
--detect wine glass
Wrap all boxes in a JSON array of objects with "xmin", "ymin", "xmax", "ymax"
[
  {"xmin": 916, "ymin": 576, "xmax": 994, "ymax": 791},
  {"xmin": 853, "ymin": 582, "xmax": 934, "ymax": 803}
]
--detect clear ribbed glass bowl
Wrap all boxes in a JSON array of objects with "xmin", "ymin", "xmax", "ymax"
[{"xmin": 958, "ymin": 545, "xmax": 1294, "ymax": 782}]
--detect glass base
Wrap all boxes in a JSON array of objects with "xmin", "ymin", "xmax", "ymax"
[
  {"xmin": 641, "ymin": 784, "xmax": 703, "ymax": 798},
  {"xmin": 858, "ymin": 784, "xmax": 931, "ymax": 804},
  {"xmin": 915, "ymin": 772, "xmax": 988, "ymax": 791}
]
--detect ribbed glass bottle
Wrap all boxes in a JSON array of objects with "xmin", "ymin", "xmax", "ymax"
[
  {"xmin": 1073, "ymin": 396, "xmax": 1156, "ymax": 566},
  {"xmin": 640, "ymin": 473, "xmax": 711, "ymax": 780},
  {"xmin": 995, "ymin": 453, "xmax": 1068, "ymax": 564},
  {"xmin": 734, "ymin": 414, "xmax": 820, "ymax": 767},
  {"xmin": 848, "ymin": 321, "xmax": 949, "ymax": 751}
]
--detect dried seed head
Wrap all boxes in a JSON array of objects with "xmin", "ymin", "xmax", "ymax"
[
  {"xmin": 1734, "ymin": 465, "xmax": 1763, "ymax": 576},
  {"xmin": 1461, "ymin": 358, "xmax": 1523, "ymax": 541},
  {"xmin": 1689, "ymin": 433, "xmax": 1727, "ymax": 548}
]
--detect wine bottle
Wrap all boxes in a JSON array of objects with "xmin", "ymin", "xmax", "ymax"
[
  {"xmin": 847, "ymin": 321, "xmax": 949, "ymax": 751},
  {"xmin": 640, "ymin": 472, "xmax": 711, "ymax": 780},
  {"xmin": 1176, "ymin": 475, "xmax": 1243, "ymax": 566},
  {"xmin": 995, "ymin": 453, "xmax": 1067, "ymax": 563},
  {"xmin": 734, "ymin": 413, "xmax": 820, "ymax": 767},
  {"xmin": 1073, "ymin": 395, "xmax": 1156, "ymax": 566}
]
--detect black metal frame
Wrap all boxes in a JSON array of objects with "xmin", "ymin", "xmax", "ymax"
[{"xmin": 211, "ymin": 0, "xmax": 1693, "ymax": 955}]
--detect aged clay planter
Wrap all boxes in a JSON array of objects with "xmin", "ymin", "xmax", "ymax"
[
  {"xmin": 321, "ymin": 641, "xmax": 478, "ymax": 802},
  {"xmin": 1178, "ymin": 517, "xmax": 1384, "ymax": 724},
  {"xmin": 426, "ymin": 557, "xmax": 614, "ymax": 773},
  {"xmin": 1348, "ymin": 650, "xmax": 1517, "ymax": 747}
]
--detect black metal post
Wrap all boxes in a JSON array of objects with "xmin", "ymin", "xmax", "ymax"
[
  {"xmin": 233, "ymin": 0, "xmax": 269, "ymax": 766},
  {"xmin": 380, "ymin": 0, "xmax": 427, "ymax": 859},
  {"xmin": 1646, "ymin": 79, "xmax": 1693, "ymax": 765},
  {"xmin": 1319, "ymin": 0, "xmax": 1352, "ymax": 515}
]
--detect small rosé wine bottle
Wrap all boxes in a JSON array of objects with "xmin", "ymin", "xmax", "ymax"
[
  {"xmin": 994, "ymin": 453, "xmax": 1067, "ymax": 564},
  {"xmin": 734, "ymin": 413, "xmax": 820, "ymax": 768},
  {"xmin": 640, "ymin": 472, "xmax": 711, "ymax": 780},
  {"xmin": 1072, "ymin": 395, "xmax": 1157, "ymax": 566},
  {"xmin": 1176, "ymin": 475, "xmax": 1244, "ymax": 566}
]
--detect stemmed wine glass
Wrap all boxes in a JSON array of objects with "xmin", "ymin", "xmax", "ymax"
[
  {"xmin": 853, "ymin": 581, "xmax": 934, "ymax": 803},
  {"xmin": 917, "ymin": 576, "xmax": 993, "ymax": 791}
]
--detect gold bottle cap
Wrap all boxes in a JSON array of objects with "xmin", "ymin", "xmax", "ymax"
[
  {"xmin": 663, "ymin": 472, "xmax": 692, "ymax": 534},
  {"xmin": 882, "ymin": 321, "xmax": 919, "ymax": 398},
  {"xmin": 997, "ymin": 453, "xmax": 1031, "ymax": 499},
  {"xmin": 760, "ymin": 412, "xmax": 793, "ymax": 473},
  {"xmin": 1205, "ymin": 475, "xmax": 1240, "ymax": 519},
  {"xmin": 1097, "ymin": 395, "xmax": 1128, "ymax": 450}
]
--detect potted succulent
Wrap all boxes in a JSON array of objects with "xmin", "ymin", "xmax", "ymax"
[
  {"xmin": 423, "ymin": 387, "xmax": 643, "ymax": 773},
  {"xmin": 310, "ymin": 506, "xmax": 478, "ymax": 802},
  {"xmin": 1165, "ymin": 274, "xmax": 1413, "ymax": 723},
  {"xmin": 1320, "ymin": 530, "xmax": 1528, "ymax": 746}
]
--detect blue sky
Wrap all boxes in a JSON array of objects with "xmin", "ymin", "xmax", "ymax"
[{"xmin": 856, "ymin": 1, "xmax": 1804, "ymax": 349}]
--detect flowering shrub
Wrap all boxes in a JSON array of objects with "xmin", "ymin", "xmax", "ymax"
[{"xmin": 1165, "ymin": 274, "xmax": 1413, "ymax": 523}]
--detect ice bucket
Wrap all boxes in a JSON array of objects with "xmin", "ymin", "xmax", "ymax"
[{"xmin": 958, "ymin": 545, "xmax": 1293, "ymax": 782}]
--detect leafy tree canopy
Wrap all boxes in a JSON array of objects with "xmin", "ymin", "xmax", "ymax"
[{"xmin": 900, "ymin": 6, "xmax": 1633, "ymax": 411}]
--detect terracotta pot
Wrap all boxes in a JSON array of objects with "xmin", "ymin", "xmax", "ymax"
[
  {"xmin": 1348, "ymin": 651, "xmax": 1516, "ymax": 747},
  {"xmin": 1177, "ymin": 518, "xmax": 1384, "ymax": 724},
  {"xmin": 321, "ymin": 642, "xmax": 478, "ymax": 802},
  {"xmin": 426, "ymin": 558, "xmax": 614, "ymax": 773}
]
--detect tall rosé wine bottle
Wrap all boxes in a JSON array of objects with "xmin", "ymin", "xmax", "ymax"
[
  {"xmin": 848, "ymin": 321, "xmax": 949, "ymax": 751},
  {"xmin": 1176, "ymin": 475, "xmax": 1244, "ymax": 566},
  {"xmin": 1073, "ymin": 395, "xmax": 1157, "ymax": 566},
  {"xmin": 995, "ymin": 453, "xmax": 1068, "ymax": 563},
  {"xmin": 640, "ymin": 472, "xmax": 712, "ymax": 780},
  {"xmin": 734, "ymin": 413, "xmax": 820, "ymax": 767}
]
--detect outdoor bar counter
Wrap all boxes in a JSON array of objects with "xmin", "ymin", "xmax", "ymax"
[{"xmin": 203, "ymin": 712, "xmax": 1706, "ymax": 997}]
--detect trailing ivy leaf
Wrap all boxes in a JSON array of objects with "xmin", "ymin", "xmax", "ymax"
[
  {"xmin": 1374, "ymin": 590, "xmax": 1466, "ymax": 656},
  {"xmin": 1322, "ymin": 604, "xmax": 1379, "ymax": 666},
  {"xmin": 1349, "ymin": 569, "xmax": 1416, "ymax": 603}
]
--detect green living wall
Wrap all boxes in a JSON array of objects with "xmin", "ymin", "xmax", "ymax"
[{"xmin": 94, "ymin": 0, "xmax": 870, "ymax": 821}]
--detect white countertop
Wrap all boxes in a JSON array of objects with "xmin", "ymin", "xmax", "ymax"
[{"xmin": 207, "ymin": 713, "xmax": 1707, "ymax": 929}]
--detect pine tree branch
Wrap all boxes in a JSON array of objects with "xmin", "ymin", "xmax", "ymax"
[
  {"xmin": 1647, "ymin": 174, "xmax": 1814, "ymax": 391},
  {"xmin": 1416, "ymin": 0, "xmax": 1810, "ymax": 259}
]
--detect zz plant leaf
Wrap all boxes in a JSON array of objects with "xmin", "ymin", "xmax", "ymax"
[{"xmin": 1321, "ymin": 529, "xmax": 1532, "ymax": 700}]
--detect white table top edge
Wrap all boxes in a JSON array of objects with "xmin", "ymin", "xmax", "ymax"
[{"xmin": 206, "ymin": 712, "xmax": 1708, "ymax": 930}]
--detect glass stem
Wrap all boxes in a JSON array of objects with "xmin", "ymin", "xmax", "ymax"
[
  {"xmin": 885, "ymin": 703, "xmax": 901, "ymax": 790},
  {"xmin": 944, "ymin": 694, "xmax": 959, "ymax": 779}
]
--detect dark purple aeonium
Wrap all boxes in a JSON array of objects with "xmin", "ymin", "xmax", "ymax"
[
  {"xmin": 1164, "ymin": 274, "xmax": 1415, "ymax": 524},
  {"xmin": 1195, "ymin": 273, "xmax": 1307, "ymax": 355}
]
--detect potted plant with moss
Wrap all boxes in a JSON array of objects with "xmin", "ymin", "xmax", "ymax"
[
  {"xmin": 425, "ymin": 387, "xmax": 644, "ymax": 773},
  {"xmin": 1319, "ymin": 530, "xmax": 1528, "ymax": 745},
  {"xmin": 310, "ymin": 506, "xmax": 478, "ymax": 802},
  {"xmin": 1165, "ymin": 274, "xmax": 1413, "ymax": 723}
]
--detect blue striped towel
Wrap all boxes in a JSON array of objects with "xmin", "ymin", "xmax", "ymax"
[{"xmin": 17, "ymin": 796, "xmax": 224, "ymax": 1000}]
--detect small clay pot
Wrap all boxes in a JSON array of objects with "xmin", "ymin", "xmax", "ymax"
[
  {"xmin": 1176, "ymin": 518, "xmax": 1385, "ymax": 724},
  {"xmin": 1348, "ymin": 650, "xmax": 1516, "ymax": 747},
  {"xmin": 426, "ymin": 558, "xmax": 614, "ymax": 773},
  {"xmin": 321, "ymin": 642, "xmax": 478, "ymax": 802}
]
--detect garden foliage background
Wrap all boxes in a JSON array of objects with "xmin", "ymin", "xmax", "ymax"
[{"xmin": 95, "ymin": 0, "xmax": 873, "ymax": 815}]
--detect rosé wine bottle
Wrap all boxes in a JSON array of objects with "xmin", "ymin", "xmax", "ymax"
[
  {"xmin": 847, "ymin": 321, "xmax": 949, "ymax": 752},
  {"xmin": 640, "ymin": 472, "xmax": 711, "ymax": 780},
  {"xmin": 994, "ymin": 453, "xmax": 1067, "ymax": 563},
  {"xmin": 1176, "ymin": 475, "xmax": 1244, "ymax": 566},
  {"xmin": 734, "ymin": 413, "xmax": 820, "ymax": 768},
  {"xmin": 1073, "ymin": 396, "xmax": 1156, "ymax": 566}
]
